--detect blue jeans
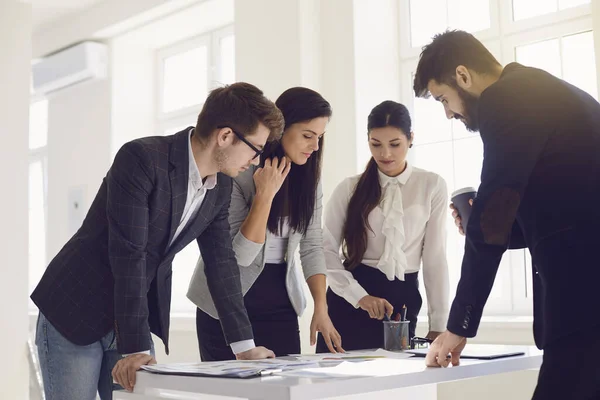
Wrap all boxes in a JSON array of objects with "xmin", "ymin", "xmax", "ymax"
[{"xmin": 35, "ymin": 312, "xmax": 154, "ymax": 400}]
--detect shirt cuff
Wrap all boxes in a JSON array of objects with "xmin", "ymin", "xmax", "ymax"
[
  {"xmin": 230, "ymin": 339, "xmax": 256, "ymax": 355},
  {"xmin": 121, "ymin": 350, "xmax": 151, "ymax": 357},
  {"xmin": 341, "ymin": 281, "xmax": 369, "ymax": 308}
]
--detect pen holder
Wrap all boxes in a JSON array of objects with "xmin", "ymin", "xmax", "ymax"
[{"xmin": 383, "ymin": 320, "xmax": 410, "ymax": 351}]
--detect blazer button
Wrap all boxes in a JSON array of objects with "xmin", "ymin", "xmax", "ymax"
[{"xmin": 462, "ymin": 322, "xmax": 469, "ymax": 329}]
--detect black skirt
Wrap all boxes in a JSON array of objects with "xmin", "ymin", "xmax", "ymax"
[
  {"xmin": 196, "ymin": 263, "xmax": 300, "ymax": 361},
  {"xmin": 317, "ymin": 263, "xmax": 422, "ymax": 353}
]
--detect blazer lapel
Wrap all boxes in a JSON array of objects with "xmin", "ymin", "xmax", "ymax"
[
  {"xmin": 164, "ymin": 185, "xmax": 219, "ymax": 259},
  {"xmin": 165, "ymin": 129, "xmax": 192, "ymax": 252}
]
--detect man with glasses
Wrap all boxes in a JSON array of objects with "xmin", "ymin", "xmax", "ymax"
[
  {"xmin": 218, "ymin": 125, "xmax": 265, "ymax": 161},
  {"xmin": 31, "ymin": 82, "xmax": 285, "ymax": 400}
]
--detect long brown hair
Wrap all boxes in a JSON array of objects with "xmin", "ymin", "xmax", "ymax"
[
  {"xmin": 262, "ymin": 87, "xmax": 332, "ymax": 235},
  {"xmin": 342, "ymin": 101, "xmax": 412, "ymax": 270}
]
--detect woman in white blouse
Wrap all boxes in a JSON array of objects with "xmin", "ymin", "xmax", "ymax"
[
  {"xmin": 316, "ymin": 100, "xmax": 449, "ymax": 352},
  {"xmin": 188, "ymin": 87, "xmax": 342, "ymax": 361}
]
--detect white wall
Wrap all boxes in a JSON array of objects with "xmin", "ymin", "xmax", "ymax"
[
  {"xmin": 33, "ymin": 0, "xmax": 202, "ymax": 58},
  {"xmin": 353, "ymin": 0, "xmax": 402, "ymax": 170},
  {"xmin": 235, "ymin": 0, "xmax": 362, "ymax": 354},
  {"xmin": 110, "ymin": 37, "xmax": 155, "ymax": 156},
  {"xmin": 318, "ymin": 0, "xmax": 360, "ymax": 201},
  {"xmin": 1, "ymin": 2, "xmax": 31, "ymax": 399},
  {"xmin": 46, "ymin": 79, "xmax": 112, "ymax": 258}
]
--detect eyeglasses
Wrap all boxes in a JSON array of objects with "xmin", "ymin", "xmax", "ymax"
[{"xmin": 217, "ymin": 125, "xmax": 263, "ymax": 160}]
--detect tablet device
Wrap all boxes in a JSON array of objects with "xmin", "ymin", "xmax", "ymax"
[{"xmin": 406, "ymin": 346, "xmax": 525, "ymax": 360}]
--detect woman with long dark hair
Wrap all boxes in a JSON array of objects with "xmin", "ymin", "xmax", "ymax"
[
  {"xmin": 188, "ymin": 87, "xmax": 343, "ymax": 360},
  {"xmin": 317, "ymin": 100, "xmax": 449, "ymax": 352}
]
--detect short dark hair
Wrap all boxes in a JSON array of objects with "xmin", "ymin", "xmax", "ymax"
[
  {"xmin": 195, "ymin": 82, "xmax": 284, "ymax": 142},
  {"xmin": 263, "ymin": 87, "xmax": 332, "ymax": 235},
  {"xmin": 414, "ymin": 30, "xmax": 501, "ymax": 98}
]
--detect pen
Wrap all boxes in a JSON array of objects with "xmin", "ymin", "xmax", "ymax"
[{"xmin": 401, "ymin": 304, "xmax": 407, "ymax": 322}]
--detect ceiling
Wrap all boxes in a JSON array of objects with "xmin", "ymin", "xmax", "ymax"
[{"xmin": 32, "ymin": 0, "xmax": 107, "ymax": 29}]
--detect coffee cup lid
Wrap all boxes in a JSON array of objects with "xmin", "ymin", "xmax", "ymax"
[{"xmin": 451, "ymin": 187, "xmax": 477, "ymax": 198}]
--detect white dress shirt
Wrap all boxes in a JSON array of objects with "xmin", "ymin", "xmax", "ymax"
[
  {"xmin": 169, "ymin": 130, "xmax": 217, "ymax": 246},
  {"xmin": 323, "ymin": 163, "xmax": 450, "ymax": 332}
]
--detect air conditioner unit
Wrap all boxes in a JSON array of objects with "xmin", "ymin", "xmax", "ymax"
[{"xmin": 31, "ymin": 41, "xmax": 108, "ymax": 96}]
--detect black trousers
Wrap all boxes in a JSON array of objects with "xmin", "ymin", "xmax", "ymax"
[
  {"xmin": 531, "ymin": 325, "xmax": 600, "ymax": 400},
  {"xmin": 196, "ymin": 263, "xmax": 300, "ymax": 361},
  {"xmin": 316, "ymin": 264, "xmax": 422, "ymax": 353}
]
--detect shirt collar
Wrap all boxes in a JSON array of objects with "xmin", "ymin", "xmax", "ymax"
[
  {"xmin": 188, "ymin": 128, "xmax": 217, "ymax": 191},
  {"xmin": 378, "ymin": 162, "xmax": 413, "ymax": 187}
]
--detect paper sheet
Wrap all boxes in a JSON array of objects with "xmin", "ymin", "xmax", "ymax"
[
  {"xmin": 141, "ymin": 359, "xmax": 322, "ymax": 378},
  {"xmin": 287, "ymin": 348, "xmax": 415, "ymax": 362},
  {"xmin": 280, "ymin": 358, "xmax": 427, "ymax": 379},
  {"xmin": 141, "ymin": 349, "xmax": 415, "ymax": 378}
]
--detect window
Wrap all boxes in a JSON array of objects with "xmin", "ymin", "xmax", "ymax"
[
  {"xmin": 399, "ymin": 1, "xmax": 596, "ymax": 317},
  {"xmin": 218, "ymin": 35, "xmax": 236, "ymax": 85},
  {"xmin": 512, "ymin": 0, "xmax": 590, "ymax": 21},
  {"xmin": 515, "ymin": 31, "xmax": 598, "ymax": 99},
  {"xmin": 408, "ymin": 0, "xmax": 491, "ymax": 48},
  {"xmin": 29, "ymin": 99, "xmax": 48, "ymax": 311},
  {"xmin": 157, "ymin": 26, "xmax": 236, "ymax": 314},
  {"xmin": 161, "ymin": 45, "xmax": 209, "ymax": 114},
  {"xmin": 158, "ymin": 25, "xmax": 236, "ymax": 134}
]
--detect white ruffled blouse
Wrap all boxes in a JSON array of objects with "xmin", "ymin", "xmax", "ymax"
[{"xmin": 323, "ymin": 163, "xmax": 450, "ymax": 332}]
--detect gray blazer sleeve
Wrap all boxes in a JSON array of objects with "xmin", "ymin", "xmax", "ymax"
[
  {"xmin": 298, "ymin": 181, "xmax": 327, "ymax": 279},
  {"xmin": 229, "ymin": 168, "xmax": 264, "ymax": 267}
]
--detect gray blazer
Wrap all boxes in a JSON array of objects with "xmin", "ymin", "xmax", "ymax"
[{"xmin": 187, "ymin": 165, "xmax": 327, "ymax": 319}]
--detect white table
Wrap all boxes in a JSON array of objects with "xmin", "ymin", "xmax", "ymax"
[{"xmin": 114, "ymin": 345, "xmax": 542, "ymax": 400}]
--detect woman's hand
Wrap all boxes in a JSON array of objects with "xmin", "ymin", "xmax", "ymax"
[{"xmin": 253, "ymin": 157, "xmax": 291, "ymax": 200}]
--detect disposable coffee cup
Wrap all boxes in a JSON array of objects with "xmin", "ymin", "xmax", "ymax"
[{"xmin": 451, "ymin": 187, "xmax": 477, "ymax": 233}]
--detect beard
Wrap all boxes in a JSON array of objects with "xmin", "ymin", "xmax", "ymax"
[
  {"xmin": 455, "ymin": 85, "xmax": 480, "ymax": 132},
  {"xmin": 214, "ymin": 148, "xmax": 236, "ymax": 177}
]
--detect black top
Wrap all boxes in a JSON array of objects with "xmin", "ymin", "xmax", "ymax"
[{"xmin": 448, "ymin": 63, "xmax": 600, "ymax": 349}]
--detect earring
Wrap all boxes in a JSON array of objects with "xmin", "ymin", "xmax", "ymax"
[{"xmin": 409, "ymin": 144, "xmax": 413, "ymax": 148}]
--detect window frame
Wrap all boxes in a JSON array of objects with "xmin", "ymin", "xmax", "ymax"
[
  {"xmin": 501, "ymin": 0, "xmax": 591, "ymax": 34},
  {"xmin": 399, "ymin": 0, "xmax": 500, "ymax": 60},
  {"xmin": 156, "ymin": 24, "xmax": 235, "ymax": 137}
]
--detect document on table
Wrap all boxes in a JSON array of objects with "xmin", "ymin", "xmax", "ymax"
[
  {"xmin": 279, "ymin": 358, "xmax": 427, "ymax": 379},
  {"xmin": 141, "ymin": 359, "xmax": 322, "ymax": 379},
  {"xmin": 286, "ymin": 348, "xmax": 415, "ymax": 362},
  {"xmin": 141, "ymin": 349, "xmax": 415, "ymax": 379}
]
